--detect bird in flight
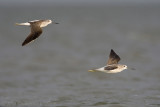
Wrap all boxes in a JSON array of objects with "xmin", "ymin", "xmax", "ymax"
[
  {"xmin": 89, "ymin": 49, "xmax": 127, "ymax": 73},
  {"xmin": 16, "ymin": 19, "xmax": 59, "ymax": 46}
]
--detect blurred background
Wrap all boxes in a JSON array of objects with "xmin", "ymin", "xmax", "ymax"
[{"xmin": 0, "ymin": 0, "xmax": 160, "ymax": 106}]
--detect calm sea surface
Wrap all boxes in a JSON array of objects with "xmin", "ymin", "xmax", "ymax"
[{"xmin": 0, "ymin": 4, "xmax": 160, "ymax": 106}]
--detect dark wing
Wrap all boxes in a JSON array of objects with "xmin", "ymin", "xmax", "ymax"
[
  {"xmin": 22, "ymin": 25, "xmax": 42, "ymax": 46},
  {"xmin": 107, "ymin": 49, "xmax": 120, "ymax": 65},
  {"xmin": 104, "ymin": 66, "xmax": 118, "ymax": 70}
]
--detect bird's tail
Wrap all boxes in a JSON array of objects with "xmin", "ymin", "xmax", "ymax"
[{"xmin": 15, "ymin": 22, "xmax": 30, "ymax": 26}]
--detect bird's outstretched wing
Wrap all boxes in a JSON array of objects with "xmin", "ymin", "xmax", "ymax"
[
  {"xmin": 22, "ymin": 26, "xmax": 42, "ymax": 46},
  {"xmin": 107, "ymin": 49, "xmax": 120, "ymax": 65}
]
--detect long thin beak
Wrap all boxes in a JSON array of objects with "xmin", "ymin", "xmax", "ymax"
[
  {"xmin": 54, "ymin": 22, "xmax": 59, "ymax": 24},
  {"xmin": 128, "ymin": 67, "xmax": 136, "ymax": 70},
  {"xmin": 130, "ymin": 68, "xmax": 136, "ymax": 70}
]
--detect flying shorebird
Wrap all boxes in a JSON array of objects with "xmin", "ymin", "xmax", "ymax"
[
  {"xmin": 88, "ymin": 49, "xmax": 127, "ymax": 73},
  {"xmin": 16, "ymin": 19, "xmax": 58, "ymax": 46}
]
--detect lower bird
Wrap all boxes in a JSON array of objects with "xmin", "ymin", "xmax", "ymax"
[
  {"xmin": 89, "ymin": 49, "xmax": 127, "ymax": 73},
  {"xmin": 16, "ymin": 19, "xmax": 59, "ymax": 46}
]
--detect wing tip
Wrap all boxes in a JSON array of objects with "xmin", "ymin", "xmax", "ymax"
[
  {"xmin": 22, "ymin": 40, "xmax": 32, "ymax": 46},
  {"xmin": 107, "ymin": 49, "xmax": 121, "ymax": 65},
  {"xmin": 22, "ymin": 41, "xmax": 26, "ymax": 46},
  {"xmin": 110, "ymin": 49, "xmax": 115, "ymax": 54},
  {"xmin": 22, "ymin": 43, "xmax": 25, "ymax": 46}
]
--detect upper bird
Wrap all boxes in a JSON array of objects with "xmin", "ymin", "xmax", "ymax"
[
  {"xmin": 89, "ymin": 49, "xmax": 127, "ymax": 73},
  {"xmin": 16, "ymin": 19, "xmax": 58, "ymax": 46}
]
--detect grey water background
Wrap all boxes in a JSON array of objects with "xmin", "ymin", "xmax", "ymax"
[{"xmin": 0, "ymin": 2, "xmax": 160, "ymax": 107}]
